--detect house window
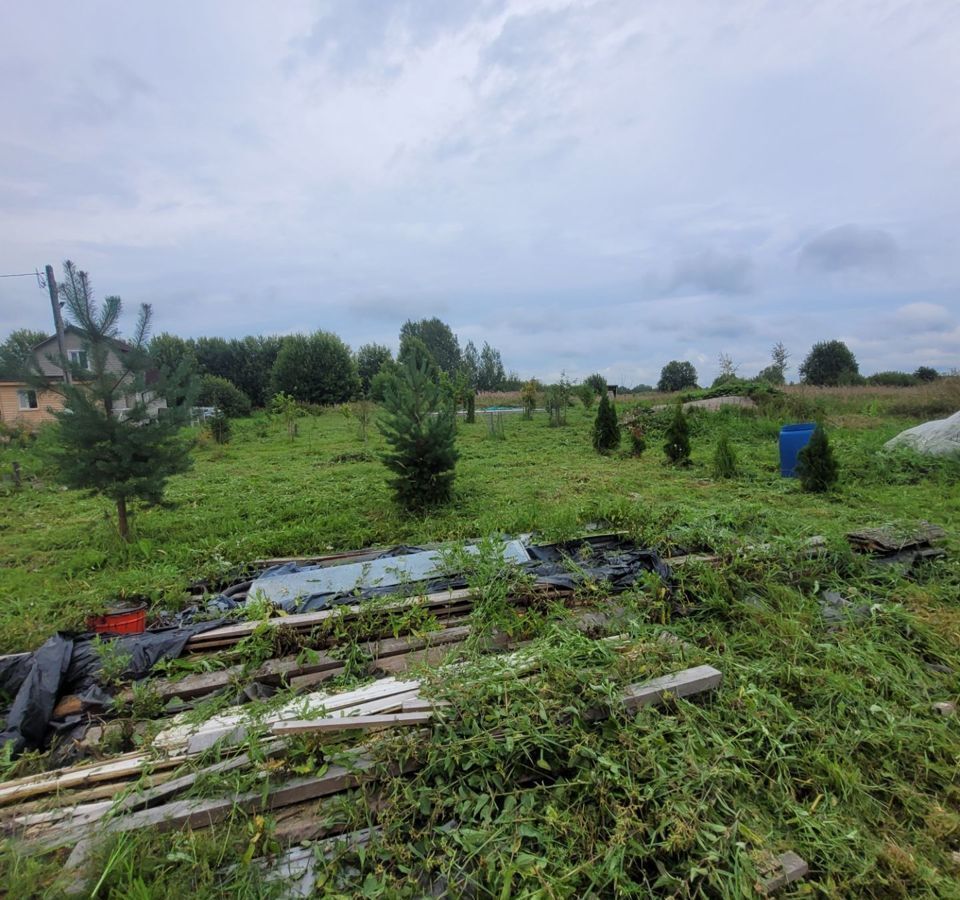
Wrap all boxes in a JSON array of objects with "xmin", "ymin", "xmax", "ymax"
[
  {"xmin": 17, "ymin": 390, "xmax": 39, "ymax": 411},
  {"xmin": 69, "ymin": 350, "xmax": 88, "ymax": 369}
]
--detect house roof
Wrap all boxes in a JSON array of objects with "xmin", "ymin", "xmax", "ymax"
[{"xmin": 32, "ymin": 326, "xmax": 132, "ymax": 353}]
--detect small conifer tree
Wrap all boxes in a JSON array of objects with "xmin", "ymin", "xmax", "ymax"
[
  {"xmin": 663, "ymin": 403, "xmax": 691, "ymax": 464},
  {"xmin": 592, "ymin": 392, "xmax": 620, "ymax": 453},
  {"xmin": 378, "ymin": 347, "xmax": 459, "ymax": 509},
  {"xmin": 39, "ymin": 261, "xmax": 194, "ymax": 541},
  {"xmin": 795, "ymin": 424, "xmax": 838, "ymax": 492},
  {"xmin": 466, "ymin": 392, "xmax": 475, "ymax": 424},
  {"xmin": 208, "ymin": 409, "xmax": 231, "ymax": 444},
  {"xmin": 629, "ymin": 424, "xmax": 646, "ymax": 457},
  {"xmin": 711, "ymin": 433, "xmax": 737, "ymax": 478}
]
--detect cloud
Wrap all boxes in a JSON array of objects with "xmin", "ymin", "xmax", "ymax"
[
  {"xmin": 891, "ymin": 302, "xmax": 954, "ymax": 334},
  {"xmin": 1, "ymin": 0, "xmax": 959, "ymax": 385},
  {"xmin": 666, "ymin": 251, "xmax": 754, "ymax": 296},
  {"xmin": 798, "ymin": 225, "xmax": 899, "ymax": 274}
]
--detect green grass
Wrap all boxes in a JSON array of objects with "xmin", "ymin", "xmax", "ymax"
[
  {"xmin": 1, "ymin": 394, "xmax": 957, "ymax": 652},
  {"xmin": 1, "ymin": 389, "xmax": 959, "ymax": 897}
]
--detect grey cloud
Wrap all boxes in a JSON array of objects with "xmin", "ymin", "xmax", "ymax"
[
  {"xmin": 798, "ymin": 224, "xmax": 899, "ymax": 273},
  {"xmin": 65, "ymin": 58, "xmax": 153, "ymax": 126},
  {"xmin": 666, "ymin": 251, "xmax": 754, "ymax": 296},
  {"xmin": 296, "ymin": 0, "xmax": 503, "ymax": 73}
]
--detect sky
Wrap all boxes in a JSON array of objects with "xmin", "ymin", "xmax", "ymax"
[{"xmin": 1, "ymin": 0, "xmax": 958, "ymax": 387}]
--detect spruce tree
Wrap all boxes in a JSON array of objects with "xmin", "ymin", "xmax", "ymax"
[
  {"xmin": 663, "ymin": 403, "xmax": 691, "ymax": 464},
  {"xmin": 795, "ymin": 424, "xmax": 838, "ymax": 492},
  {"xmin": 378, "ymin": 346, "xmax": 459, "ymax": 509},
  {"xmin": 711, "ymin": 433, "xmax": 738, "ymax": 478},
  {"xmin": 592, "ymin": 392, "xmax": 620, "ymax": 453},
  {"xmin": 41, "ymin": 261, "xmax": 194, "ymax": 541}
]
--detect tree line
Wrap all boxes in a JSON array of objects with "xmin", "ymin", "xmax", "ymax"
[
  {"xmin": 654, "ymin": 340, "xmax": 943, "ymax": 392},
  {"xmin": 143, "ymin": 317, "xmax": 515, "ymax": 412}
]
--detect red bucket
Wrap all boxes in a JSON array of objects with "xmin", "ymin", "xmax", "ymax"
[{"xmin": 86, "ymin": 601, "xmax": 148, "ymax": 635}]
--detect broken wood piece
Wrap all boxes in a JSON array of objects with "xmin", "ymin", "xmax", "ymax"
[
  {"xmin": 758, "ymin": 851, "xmax": 809, "ymax": 894},
  {"xmin": 272, "ymin": 712, "xmax": 433, "ymax": 735},
  {"xmin": 846, "ymin": 523, "xmax": 945, "ymax": 554},
  {"xmin": 620, "ymin": 665, "xmax": 722, "ymax": 713}
]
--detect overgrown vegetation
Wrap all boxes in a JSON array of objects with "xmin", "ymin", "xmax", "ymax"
[{"xmin": 0, "ymin": 380, "xmax": 959, "ymax": 897}]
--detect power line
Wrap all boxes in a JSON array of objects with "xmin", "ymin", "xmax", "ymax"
[{"xmin": 0, "ymin": 269, "xmax": 48, "ymax": 288}]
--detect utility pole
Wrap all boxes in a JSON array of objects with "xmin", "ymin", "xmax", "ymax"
[{"xmin": 45, "ymin": 264, "xmax": 71, "ymax": 386}]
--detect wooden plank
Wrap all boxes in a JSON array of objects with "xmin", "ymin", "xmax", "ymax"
[
  {"xmin": 846, "ymin": 523, "xmax": 945, "ymax": 554},
  {"xmin": 272, "ymin": 712, "xmax": 432, "ymax": 735},
  {"xmin": 0, "ymin": 752, "xmax": 190, "ymax": 807},
  {"xmin": 117, "ymin": 624, "xmax": 471, "ymax": 706},
  {"xmin": 185, "ymin": 588, "xmax": 475, "ymax": 648},
  {"xmin": 757, "ymin": 851, "xmax": 809, "ymax": 894},
  {"xmin": 32, "ymin": 753, "xmax": 416, "ymax": 856},
  {"xmin": 620, "ymin": 665, "xmax": 722, "ymax": 712},
  {"xmin": 155, "ymin": 677, "xmax": 423, "ymax": 754}
]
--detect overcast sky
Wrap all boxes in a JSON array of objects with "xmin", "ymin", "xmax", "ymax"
[{"xmin": 1, "ymin": 0, "xmax": 958, "ymax": 386}]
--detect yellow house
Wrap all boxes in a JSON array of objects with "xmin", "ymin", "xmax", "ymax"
[{"xmin": 0, "ymin": 328, "xmax": 166, "ymax": 430}]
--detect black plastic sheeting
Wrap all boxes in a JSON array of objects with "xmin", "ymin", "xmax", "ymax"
[
  {"xmin": 0, "ymin": 620, "xmax": 226, "ymax": 756},
  {"xmin": 0, "ymin": 536, "xmax": 669, "ymax": 757},
  {"xmin": 250, "ymin": 535, "xmax": 671, "ymax": 614}
]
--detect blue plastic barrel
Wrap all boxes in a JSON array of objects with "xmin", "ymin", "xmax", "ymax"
[{"xmin": 779, "ymin": 423, "xmax": 816, "ymax": 477}]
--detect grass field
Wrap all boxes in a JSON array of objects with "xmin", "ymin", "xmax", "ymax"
[
  {"xmin": 1, "ymin": 382, "xmax": 957, "ymax": 653},
  {"xmin": 1, "ymin": 382, "xmax": 958, "ymax": 896}
]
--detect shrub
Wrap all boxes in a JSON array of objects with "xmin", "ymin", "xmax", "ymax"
[
  {"xmin": 711, "ymin": 433, "xmax": 738, "ymax": 478},
  {"xmin": 592, "ymin": 393, "xmax": 620, "ymax": 454},
  {"xmin": 466, "ymin": 392, "xmax": 476, "ymax": 424},
  {"xmin": 576, "ymin": 382, "xmax": 596, "ymax": 409},
  {"xmin": 207, "ymin": 409, "xmax": 231, "ymax": 444},
  {"xmin": 867, "ymin": 371, "xmax": 919, "ymax": 387},
  {"xmin": 378, "ymin": 348, "xmax": 458, "ymax": 509},
  {"xmin": 584, "ymin": 373, "xmax": 607, "ymax": 395},
  {"xmin": 914, "ymin": 366, "xmax": 939, "ymax": 383},
  {"xmin": 196, "ymin": 374, "xmax": 252, "ymax": 418},
  {"xmin": 795, "ymin": 424, "xmax": 838, "ymax": 492},
  {"xmin": 663, "ymin": 404, "xmax": 691, "ymax": 465},
  {"xmin": 520, "ymin": 380, "xmax": 539, "ymax": 420},
  {"xmin": 628, "ymin": 424, "xmax": 646, "ymax": 457}
]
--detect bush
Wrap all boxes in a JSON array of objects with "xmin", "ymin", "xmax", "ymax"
[
  {"xmin": 520, "ymin": 380, "xmax": 539, "ymax": 420},
  {"xmin": 628, "ymin": 424, "xmax": 646, "ymax": 457},
  {"xmin": 207, "ymin": 409, "xmax": 231, "ymax": 444},
  {"xmin": 663, "ymin": 404, "xmax": 691, "ymax": 464},
  {"xmin": 592, "ymin": 393, "xmax": 620, "ymax": 453},
  {"xmin": 914, "ymin": 366, "xmax": 939, "ymax": 383},
  {"xmin": 796, "ymin": 424, "xmax": 838, "ymax": 492},
  {"xmin": 196, "ymin": 375, "xmax": 252, "ymax": 418},
  {"xmin": 711, "ymin": 434, "xmax": 738, "ymax": 478},
  {"xmin": 866, "ymin": 371, "xmax": 919, "ymax": 387},
  {"xmin": 466, "ymin": 393, "xmax": 476, "ymax": 424},
  {"xmin": 576, "ymin": 382, "xmax": 596, "ymax": 409}
]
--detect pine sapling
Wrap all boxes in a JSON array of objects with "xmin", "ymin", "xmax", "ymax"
[
  {"xmin": 711, "ymin": 433, "xmax": 737, "ymax": 478},
  {"xmin": 795, "ymin": 423, "xmax": 838, "ymax": 492},
  {"xmin": 592, "ymin": 392, "xmax": 620, "ymax": 453},
  {"xmin": 378, "ymin": 349, "xmax": 459, "ymax": 509},
  {"xmin": 663, "ymin": 403, "xmax": 691, "ymax": 464}
]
